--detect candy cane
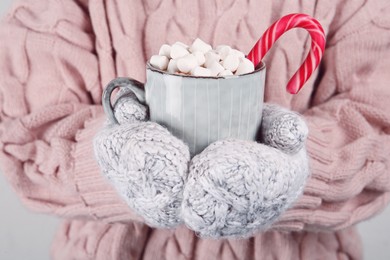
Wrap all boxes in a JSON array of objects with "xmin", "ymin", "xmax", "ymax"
[{"xmin": 247, "ymin": 13, "xmax": 326, "ymax": 94}]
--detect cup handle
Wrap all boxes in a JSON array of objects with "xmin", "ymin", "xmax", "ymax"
[{"xmin": 102, "ymin": 77, "xmax": 146, "ymax": 124}]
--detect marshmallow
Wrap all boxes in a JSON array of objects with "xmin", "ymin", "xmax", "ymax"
[
  {"xmin": 192, "ymin": 51, "xmax": 206, "ymax": 66},
  {"xmin": 190, "ymin": 38, "xmax": 212, "ymax": 54},
  {"xmin": 216, "ymin": 45, "xmax": 228, "ymax": 52},
  {"xmin": 216, "ymin": 45, "xmax": 232, "ymax": 60},
  {"xmin": 177, "ymin": 54, "xmax": 198, "ymax": 73},
  {"xmin": 232, "ymin": 49, "xmax": 245, "ymax": 58},
  {"xmin": 208, "ymin": 61, "xmax": 225, "ymax": 76},
  {"xmin": 191, "ymin": 66, "xmax": 211, "ymax": 77},
  {"xmin": 222, "ymin": 54, "xmax": 239, "ymax": 72},
  {"xmin": 167, "ymin": 59, "xmax": 179, "ymax": 73},
  {"xmin": 235, "ymin": 57, "xmax": 255, "ymax": 75},
  {"xmin": 218, "ymin": 70, "xmax": 233, "ymax": 76},
  {"xmin": 204, "ymin": 51, "xmax": 221, "ymax": 68},
  {"xmin": 158, "ymin": 44, "xmax": 171, "ymax": 58},
  {"xmin": 170, "ymin": 43, "xmax": 190, "ymax": 59},
  {"xmin": 175, "ymin": 41, "xmax": 189, "ymax": 49},
  {"xmin": 152, "ymin": 38, "xmax": 251, "ymax": 77},
  {"xmin": 150, "ymin": 55, "xmax": 169, "ymax": 70}
]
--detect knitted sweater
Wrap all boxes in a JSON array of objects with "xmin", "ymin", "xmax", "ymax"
[{"xmin": 1, "ymin": 0, "xmax": 390, "ymax": 259}]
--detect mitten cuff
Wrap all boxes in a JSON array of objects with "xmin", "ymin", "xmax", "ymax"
[{"xmin": 72, "ymin": 109, "xmax": 144, "ymax": 223}]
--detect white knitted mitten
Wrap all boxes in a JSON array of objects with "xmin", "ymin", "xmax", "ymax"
[
  {"xmin": 181, "ymin": 104, "xmax": 310, "ymax": 238},
  {"xmin": 94, "ymin": 90, "xmax": 190, "ymax": 228}
]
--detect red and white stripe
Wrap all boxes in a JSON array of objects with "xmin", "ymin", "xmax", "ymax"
[{"xmin": 247, "ymin": 13, "xmax": 326, "ymax": 94}]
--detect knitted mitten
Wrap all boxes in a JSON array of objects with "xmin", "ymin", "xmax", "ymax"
[
  {"xmin": 181, "ymin": 104, "xmax": 310, "ymax": 238},
  {"xmin": 94, "ymin": 90, "xmax": 190, "ymax": 228},
  {"xmin": 94, "ymin": 88, "xmax": 310, "ymax": 238}
]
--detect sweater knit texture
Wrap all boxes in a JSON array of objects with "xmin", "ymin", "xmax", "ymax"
[
  {"xmin": 94, "ymin": 93, "xmax": 310, "ymax": 238},
  {"xmin": 1, "ymin": 0, "xmax": 390, "ymax": 259}
]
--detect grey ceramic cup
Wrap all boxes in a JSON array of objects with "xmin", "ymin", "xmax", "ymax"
[{"xmin": 103, "ymin": 62, "xmax": 266, "ymax": 156}]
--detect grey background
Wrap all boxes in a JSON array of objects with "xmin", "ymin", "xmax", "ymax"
[{"xmin": 0, "ymin": 1, "xmax": 389, "ymax": 259}]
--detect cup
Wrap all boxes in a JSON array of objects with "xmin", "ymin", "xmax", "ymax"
[{"xmin": 103, "ymin": 62, "xmax": 266, "ymax": 156}]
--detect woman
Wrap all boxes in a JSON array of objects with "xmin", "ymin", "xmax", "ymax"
[{"xmin": 0, "ymin": 0, "xmax": 389, "ymax": 259}]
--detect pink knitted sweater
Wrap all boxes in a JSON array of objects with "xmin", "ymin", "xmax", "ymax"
[{"xmin": 1, "ymin": 0, "xmax": 390, "ymax": 259}]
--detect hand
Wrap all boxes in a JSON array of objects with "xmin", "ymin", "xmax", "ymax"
[
  {"xmin": 94, "ymin": 86, "xmax": 190, "ymax": 228},
  {"xmin": 181, "ymin": 104, "xmax": 310, "ymax": 238}
]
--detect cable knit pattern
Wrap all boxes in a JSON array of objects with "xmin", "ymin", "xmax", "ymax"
[
  {"xmin": 94, "ymin": 120, "xmax": 190, "ymax": 228},
  {"xmin": 182, "ymin": 140, "xmax": 309, "ymax": 238},
  {"xmin": 1, "ymin": 0, "xmax": 390, "ymax": 259},
  {"xmin": 94, "ymin": 90, "xmax": 191, "ymax": 228}
]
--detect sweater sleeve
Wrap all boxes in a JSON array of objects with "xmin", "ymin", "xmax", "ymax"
[
  {"xmin": 274, "ymin": 2, "xmax": 390, "ymax": 231},
  {"xmin": 0, "ymin": 1, "xmax": 144, "ymax": 223}
]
